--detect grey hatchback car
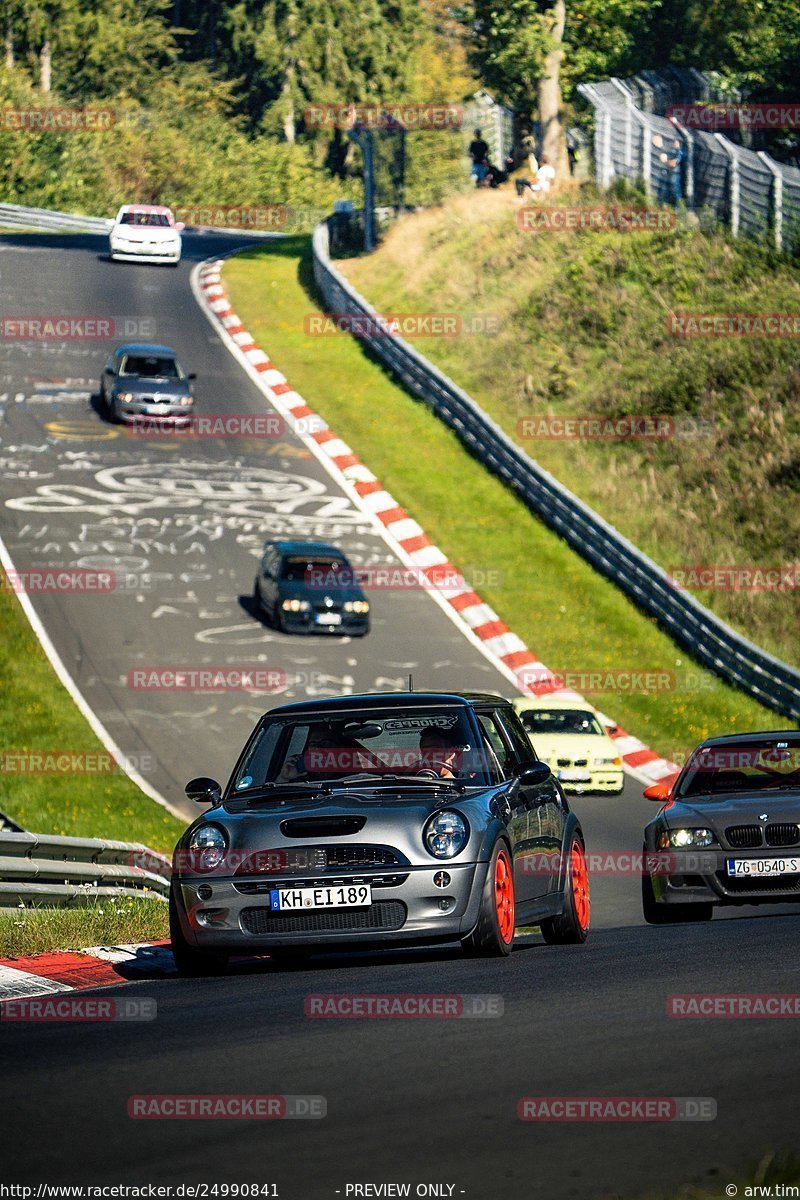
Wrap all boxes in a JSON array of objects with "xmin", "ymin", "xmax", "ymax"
[
  {"xmin": 99, "ymin": 343, "xmax": 196, "ymax": 425},
  {"xmin": 169, "ymin": 691, "xmax": 591, "ymax": 975}
]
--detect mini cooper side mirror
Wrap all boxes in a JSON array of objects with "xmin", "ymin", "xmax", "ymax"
[
  {"xmin": 517, "ymin": 761, "xmax": 551, "ymax": 785},
  {"xmin": 643, "ymin": 780, "xmax": 672, "ymax": 802},
  {"xmin": 185, "ymin": 776, "xmax": 222, "ymax": 805}
]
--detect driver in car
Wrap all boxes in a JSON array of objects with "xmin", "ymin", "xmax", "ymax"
[{"xmin": 417, "ymin": 726, "xmax": 460, "ymax": 779}]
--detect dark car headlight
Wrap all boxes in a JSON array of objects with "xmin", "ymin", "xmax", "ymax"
[
  {"xmin": 189, "ymin": 823, "xmax": 228, "ymax": 871},
  {"xmin": 344, "ymin": 600, "xmax": 369, "ymax": 614},
  {"xmin": 423, "ymin": 810, "xmax": 469, "ymax": 859},
  {"xmin": 281, "ymin": 598, "xmax": 311, "ymax": 612},
  {"xmin": 658, "ymin": 828, "xmax": 716, "ymax": 849}
]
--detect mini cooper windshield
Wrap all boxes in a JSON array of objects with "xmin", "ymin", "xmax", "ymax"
[{"xmin": 231, "ymin": 706, "xmax": 495, "ymax": 792}]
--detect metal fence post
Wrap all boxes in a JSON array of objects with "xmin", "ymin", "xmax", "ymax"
[
  {"xmin": 641, "ymin": 114, "xmax": 652, "ymax": 197},
  {"xmin": 610, "ymin": 78, "xmax": 634, "ymax": 172},
  {"xmin": 758, "ymin": 151, "xmax": 783, "ymax": 251},
  {"xmin": 715, "ymin": 133, "xmax": 739, "ymax": 235},
  {"xmin": 672, "ymin": 119, "xmax": 695, "ymax": 208}
]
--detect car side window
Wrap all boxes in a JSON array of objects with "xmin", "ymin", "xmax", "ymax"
[
  {"xmin": 476, "ymin": 712, "xmax": 516, "ymax": 779},
  {"xmin": 495, "ymin": 708, "xmax": 537, "ymax": 765}
]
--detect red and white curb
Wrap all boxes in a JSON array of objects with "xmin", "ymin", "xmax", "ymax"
[
  {"xmin": 0, "ymin": 942, "xmax": 175, "ymax": 1004},
  {"xmin": 191, "ymin": 257, "xmax": 679, "ymax": 789}
]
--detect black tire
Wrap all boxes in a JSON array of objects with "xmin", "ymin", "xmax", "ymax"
[
  {"xmin": 461, "ymin": 840, "xmax": 515, "ymax": 958},
  {"xmin": 169, "ymin": 882, "xmax": 229, "ymax": 976},
  {"xmin": 540, "ymin": 834, "xmax": 590, "ymax": 945},
  {"xmin": 641, "ymin": 869, "xmax": 713, "ymax": 924}
]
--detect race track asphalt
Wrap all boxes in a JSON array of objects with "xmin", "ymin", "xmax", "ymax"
[{"xmin": 1, "ymin": 229, "xmax": 797, "ymax": 1199}]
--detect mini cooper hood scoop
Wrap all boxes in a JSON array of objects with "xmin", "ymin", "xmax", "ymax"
[{"xmin": 280, "ymin": 815, "xmax": 367, "ymax": 838}]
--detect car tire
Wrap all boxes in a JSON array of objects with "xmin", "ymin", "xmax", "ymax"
[
  {"xmin": 641, "ymin": 868, "xmax": 713, "ymax": 924},
  {"xmin": 169, "ymin": 882, "xmax": 229, "ymax": 976},
  {"xmin": 461, "ymin": 840, "xmax": 515, "ymax": 958},
  {"xmin": 253, "ymin": 578, "xmax": 263, "ymax": 611},
  {"xmin": 540, "ymin": 835, "xmax": 590, "ymax": 945}
]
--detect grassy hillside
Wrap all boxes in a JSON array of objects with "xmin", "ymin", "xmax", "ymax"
[
  {"xmin": 340, "ymin": 187, "xmax": 800, "ymax": 668},
  {"xmin": 0, "ymin": 580, "xmax": 184, "ymax": 851},
  {"xmin": 224, "ymin": 238, "xmax": 787, "ymax": 763}
]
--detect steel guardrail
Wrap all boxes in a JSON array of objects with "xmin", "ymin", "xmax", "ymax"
[
  {"xmin": 0, "ymin": 202, "xmax": 113, "ymax": 233},
  {"xmin": 0, "ymin": 830, "xmax": 171, "ymax": 907},
  {"xmin": 311, "ymin": 220, "xmax": 800, "ymax": 722}
]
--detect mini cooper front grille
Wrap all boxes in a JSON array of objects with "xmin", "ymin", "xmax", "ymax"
[
  {"xmin": 726, "ymin": 825, "xmax": 762, "ymax": 848},
  {"xmin": 234, "ymin": 874, "xmax": 408, "ymax": 895},
  {"xmin": 241, "ymin": 901, "xmax": 407, "ymax": 935},
  {"xmin": 324, "ymin": 845, "xmax": 400, "ymax": 867},
  {"xmin": 765, "ymin": 823, "xmax": 800, "ymax": 847}
]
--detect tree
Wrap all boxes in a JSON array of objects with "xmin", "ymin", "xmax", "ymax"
[{"xmin": 468, "ymin": 0, "xmax": 659, "ymax": 180}]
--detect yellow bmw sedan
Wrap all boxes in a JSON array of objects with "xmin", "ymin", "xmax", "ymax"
[{"xmin": 512, "ymin": 697, "xmax": 624, "ymax": 795}]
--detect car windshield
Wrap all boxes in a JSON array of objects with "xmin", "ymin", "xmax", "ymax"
[
  {"xmin": 119, "ymin": 355, "xmax": 182, "ymax": 380},
  {"xmin": 679, "ymin": 742, "xmax": 800, "ymax": 797},
  {"xmin": 519, "ymin": 709, "xmax": 604, "ymax": 737},
  {"xmin": 120, "ymin": 211, "xmax": 173, "ymax": 227},
  {"xmin": 280, "ymin": 557, "xmax": 348, "ymax": 583},
  {"xmin": 231, "ymin": 707, "xmax": 493, "ymax": 791}
]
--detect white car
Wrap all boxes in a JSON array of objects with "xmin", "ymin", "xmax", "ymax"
[
  {"xmin": 109, "ymin": 204, "xmax": 183, "ymax": 265},
  {"xmin": 512, "ymin": 697, "xmax": 624, "ymax": 795}
]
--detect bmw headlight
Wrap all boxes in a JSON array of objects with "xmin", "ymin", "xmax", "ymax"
[
  {"xmin": 423, "ymin": 810, "xmax": 469, "ymax": 859},
  {"xmin": 179, "ymin": 395, "xmax": 193, "ymax": 406},
  {"xmin": 344, "ymin": 600, "xmax": 369, "ymax": 614},
  {"xmin": 189, "ymin": 824, "xmax": 228, "ymax": 871},
  {"xmin": 658, "ymin": 828, "xmax": 716, "ymax": 849},
  {"xmin": 118, "ymin": 391, "xmax": 134, "ymax": 403},
  {"xmin": 281, "ymin": 598, "xmax": 311, "ymax": 612},
  {"xmin": 593, "ymin": 756, "xmax": 622, "ymax": 767}
]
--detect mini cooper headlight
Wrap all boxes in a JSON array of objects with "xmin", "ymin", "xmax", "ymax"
[
  {"xmin": 189, "ymin": 824, "xmax": 228, "ymax": 871},
  {"xmin": 659, "ymin": 828, "xmax": 715, "ymax": 849},
  {"xmin": 281, "ymin": 598, "xmax": 310, "ymax": 612},
  {"xmin": 424, "ymin": 810, "xmax": 469, "ymax": 859}
]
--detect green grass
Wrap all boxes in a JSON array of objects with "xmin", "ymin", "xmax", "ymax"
[
  {"xmin": 0, "ymin": 896, "xmax": 168, "ymax": 957},
  {"xmin": 340, "ymin": 186, "xmax": 800, "ymax": 668},
  {"xmin": 0, "ymin": 581, "xmax": 185, "ymax": 852},
  {"xmin": 222, "ymin": 237, "xmax": 790, "ymax": 762}
]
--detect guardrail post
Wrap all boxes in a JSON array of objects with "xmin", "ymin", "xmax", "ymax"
[
  {"xmin": 715, "ymin": 133, "xmax": 740, "ymax": 236},
  {"xmin": 758, "ymin": 151, "xmax": 783, "ymax": 251}
]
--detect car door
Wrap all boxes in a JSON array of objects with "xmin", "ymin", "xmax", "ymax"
[
  {"xmin": 474, "ymin": 708, "xmax": 545, "ymax": 903},
  {"xmin": 497, "ymin": 705, "xmax": 568, "ymax": 895}
]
